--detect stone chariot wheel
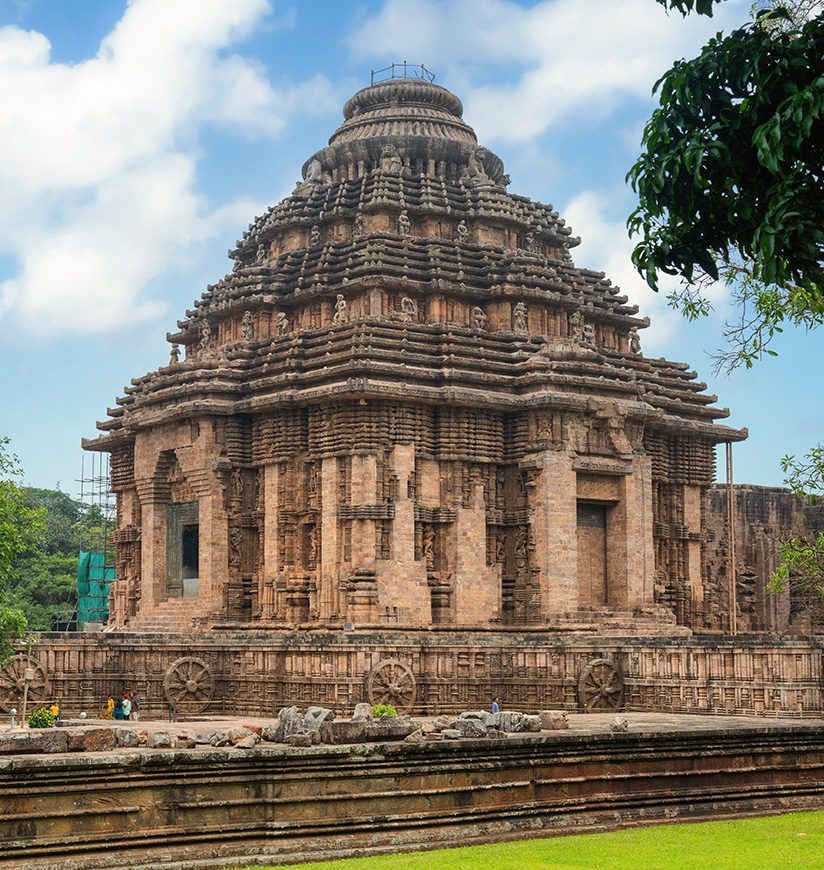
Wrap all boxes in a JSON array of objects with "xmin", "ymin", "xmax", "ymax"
[
  {"xmin": 366, "ymin": 659, "xmax": 417, "ymax": 715},
  {"xmin": 163, "ymin": 657, "xmax": 214, "ymax": 715},
  {"xmin": 0, "ymin": 654, "xmax": 49, "ymax": 713},
  {"xmin": 577, "ymin": 658, "xmax": 624, "ymax": 712}
]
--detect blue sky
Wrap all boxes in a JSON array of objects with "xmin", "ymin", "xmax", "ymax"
[{"xmin": 0, "ymin": 0, "xmax": 820, "ymax": 492}]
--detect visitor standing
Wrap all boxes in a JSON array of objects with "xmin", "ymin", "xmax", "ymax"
[
  {"xmin": 113, "ymin": 697, "xmax": 124, "ymax": 720},
  {"xmin": 131, "ymin": 692, "xmax": 140, "ymax": 722},
  {"xmin": 491, "ymin": 696, "xmax": 501, "ymax": 713},
  {"xmin": 122, "ymin": 694, "xmax": 132, "ymax": 720}
]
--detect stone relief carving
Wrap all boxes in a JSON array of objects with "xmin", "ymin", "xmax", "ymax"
[
  {"xmin": 456, "ymin": 220, "xmax": 469, "ymax": 242},
  {"xmin": 380, "ymin": 144, "xmax": 403, "ymax": 173},
  {"xmin": 241, "ymin": 311, "xmax": 254, "ymax": 342},
  {"xmin": 513, "ymin": 302, "xmax": 528, "ymax": 332},
  {"xmin": 199, "ymin": 320, "xmax": 212, "ymax": 352},
  {"xmin": 275, "ymin": 311, "xmax": 290, "ymax": 336},
  {"xmin": 401, "ymin": 296, "xmax": 416, "ymax": 323},
  {"xmin": 630, "ymin": 327, "xmax": 641, "ymax": 355},
  {"xmin": 310, "ymin": 225, "xmax": 321, "ymax": 247},
  {"xmin": 168, "ymin": 344, "xmax": 180, "ymax": 366},
  {"xmin": 333, "ymin": 294, "xmax": 348, "ymax": 324},
  {"xmin": 398, "ymin": 210, "xmax": 411, "ymax": 237},
  {"xmin": 472, "ymin": 306, "xmax": 487, "ymax": 330}
]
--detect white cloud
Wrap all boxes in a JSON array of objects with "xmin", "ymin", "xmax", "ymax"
[
  {"xmin": 0, "ymin": 0, "xmax": 331, "ymax": 336},
  {"xmin": 348, "ymin": 0, "xmax": 748, "ymax": 144}
]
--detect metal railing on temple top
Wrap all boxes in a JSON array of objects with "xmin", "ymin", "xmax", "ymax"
[{"xmin": 370, "ymin": 62, "xmax": 436, "ymax": 86}]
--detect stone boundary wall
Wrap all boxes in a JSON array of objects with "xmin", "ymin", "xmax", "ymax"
[
  {"xmin": 8, "ymin": 631, "xmax": 823, "ymax": 718},
  {"xmin": 3, "ymin": 724, "xmax": 824, "ymax": 869}
]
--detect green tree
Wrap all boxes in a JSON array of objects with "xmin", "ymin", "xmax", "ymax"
[
  {"xmin": 629, "ymin": 1, "xmax": 824, "ymax": 371},
  {"xmin": 0, "ymin": 437, "xmax": 44, "ymax": 663},
  {"xmin": 6, "ymin": 488, "xmax": 102, "ymax": 630},
  {"xmin": 767, "ymin": 446, "xmax": 824, "ymax": 603},
  {"xmin": 633, "ymin": 1, "xmax": 824, "ymax": 608}
]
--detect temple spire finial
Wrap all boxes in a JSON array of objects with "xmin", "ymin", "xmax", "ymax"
[{"xmin": 370, "ymin": 61, "xmax": 435, "ymax": 86}]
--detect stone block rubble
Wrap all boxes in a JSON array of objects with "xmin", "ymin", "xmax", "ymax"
[{"xmin": 0, "ymin": 706, "xmax": 584, "ymax": 756}]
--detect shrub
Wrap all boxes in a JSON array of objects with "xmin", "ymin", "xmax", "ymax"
[
  {"xmin": 28, "ymin": 706, "xmax": 55, "ymax": 728},
  {"xmin": 372, "ymin": 703, "xmax": 397, "ymax": 718}
]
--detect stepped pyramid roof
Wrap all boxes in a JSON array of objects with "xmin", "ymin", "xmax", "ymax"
[{"xmin": 87, "ymin": 75, "xmax": 745, "ymax": 450}]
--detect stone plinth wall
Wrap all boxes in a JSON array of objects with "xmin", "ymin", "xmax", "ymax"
[
  {"xmin": 3, "ymin": 724, "xmax": 824, "ymax": 869},
  {"xmin": 11, "ymin": 631, "xmax": 824, "ymax": 719}
]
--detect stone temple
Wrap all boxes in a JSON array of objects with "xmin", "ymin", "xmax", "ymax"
[
  {"xmin": 23, "ymin": 71, "xmax": 812, "ymax": 718},
  {"xmin": 85, "ymin": 74, "xmax": 747, "ymax": 636}
]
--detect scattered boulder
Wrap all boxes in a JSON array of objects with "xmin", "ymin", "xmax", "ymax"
[
  {"xmin": 234, "ymin": 734, "xmax": 260, "ymax": 749},
  {"xmin": 419, "ymin": 721, "xmax": 438, "ymax": 735},
  {"xmin": 539, "ymin": 710, "xmax": 569, "ymax": 730},
  {"xmin": 208, "ymin": 730, "xmax": 231, "ymax": 747},
  {"xmin": 424, "ymin": 731, "xmax": 443, "ymax": 741},
  {"xmin": 242, "ymin": 725, "xmax": 263, "ymax": 736},
  {"xmin": 455, "ymin": 718, "xmax": 487, "ymax": 739},
  {"xmin": 487, "ymin": 728, "xmax": 506, "ymax": 739},
  {"xmin": 137, "ymin": 730, "xmax": 148, "ymax": 746},
  {"xmin": 260, "ymin": 724, "xmax": 280, "ymax": 743},
  {"xmin": 404, "ymin": 729, "xmax": 425, "ymax": 744},
  {"xmin": 320, "ymin": 715, "xmax": 417, "ymax": 745},
  {"xmin": 114, "ymin": 728, "xmax": 139, "ymax": 748},
  {"xmin": 352, "ymin": 702, "xmax": 374, "ymax": 721},
  {"xmin": 287, "ymin": 733, "xmax": 313, "ymax": 747},
  {"xmin": 147, "ymin": 731, "xmax": 172, "ymax": 749},
  {"xmin": 609, "ymin": 716, "xmax": 629, "ymax": 733},
  {"xmin": 441, "ymin": 728, "xmax": 461, "ymax": 740},
  {"xmin": 174, "ymin": 734, "xmax": 197, "ymax": 749},
  {"xmin": 228, "ymin": 727, "xmax": 255, "ymax": 746}
]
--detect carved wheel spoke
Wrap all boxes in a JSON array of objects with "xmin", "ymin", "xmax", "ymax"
[
  {"xmin": 163, "ymin": 657, "xmax": 214, "ymax": 715},
  {"xmin": 0, "ymin": 655, "xmax": 49, "ymax": 713},
  {"xmin": 366, "ymin": 658, "xmax": 417, "ymax": 715},
  {"xmin": 577, "ymin": 658, "xmax": 624, "ymax": 713}
]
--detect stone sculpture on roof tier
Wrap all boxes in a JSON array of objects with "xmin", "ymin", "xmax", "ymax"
[{"xmin": 84, "ymin": 75, "xmax": 749, "ymax": 636}]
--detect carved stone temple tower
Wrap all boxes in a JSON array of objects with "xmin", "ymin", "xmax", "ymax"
[{"xmin": 85, "ymin": 72, "xmax": 746, "ymax": 635}]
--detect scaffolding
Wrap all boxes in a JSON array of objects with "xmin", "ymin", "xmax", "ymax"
[{"xmin": 72, "ymin": 452, "xmax": 116, "ymax": 630}]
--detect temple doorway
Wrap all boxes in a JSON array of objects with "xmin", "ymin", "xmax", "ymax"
[{"xmin": 577, "ymin": 501, "xmax": 608, "ymax": 607}]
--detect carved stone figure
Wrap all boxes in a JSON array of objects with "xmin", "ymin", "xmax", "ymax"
[
  {"xmin": 524, "ymin": 231, "xmax": 537, "ymax": 253},
  {"xmin": 398, "ymin": 210, "xmax": 411, "ymax": 237},
  {"xmin": 310, "ymin": 225, "xmax": 321, "ymax": 247},
  {"xmin": 513, "ymin": 302, "xmax": 528, "ymax": 332},
  {"xmin": 380, "ymin": 144, "xmax": 403, "ymax": 173},
  {"xmin": 305, "ymin": 157, "xmax": 323, "ymax": 182},
  {"xmin": 230, "ymin": 468, "xmax": 244, "ymax": 500},
  {"xmin": 169, "ymin": 344, "xmax": 180, "ymax": 365},
  {"xmin": 275, "ymin": 311, "xmax": 289, "ymax": 336},
  {"xmin": 456, "ymin": 220, "xmax": 469, "ymax": 242},
  {"xmin": 199, "ymin": 320, "xmax": 212, "ymax": 352},
  {"xmin": 401, "ymin": 296, "xmax": 416, "ymax": 323},
  {"xmin": 229, "ymin": 527, "xmax": 243, "ymax": 568},
  {"xmin": 256, "ymin": 243, "xmax": 267, "ymax": 264},
  {"xmin": 241, "ymin": 311, "xmax": 254, "ymax": 342},
  {"xmin": 464, "ymin": 146, "xmax": 489, "ymax": 183},
  {"xmin": 569, "ymin": 310, "xmax": 584, "ymax": 342},
  {"xmin": 582, "ymin": 322, "xmax": 595, "ymax": 344},
  {"xmin": 630, "ymin": 327, "xmax": 641, "ymax": 355},
  {"xmin": 472, "ymin": 306, "xmax": 487, "ymax": 330},
  {"xmin": 333, "ymin": 294, "xmax": 348, "ymax": 324},
  {"xmin": 354, "ymin": 213, "xmax": 365, "ymax": 238}
]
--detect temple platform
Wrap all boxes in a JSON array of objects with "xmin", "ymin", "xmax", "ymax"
[{"xmin": 2, "ymin": 712, "xmax": 823, "ymax": 869}]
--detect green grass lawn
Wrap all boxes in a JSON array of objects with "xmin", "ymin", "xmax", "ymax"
[{"xmin": 237, "ymin": 811, "xmax": 824, "ymax": 870}]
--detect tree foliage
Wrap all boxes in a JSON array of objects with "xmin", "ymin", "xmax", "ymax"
[
  {"xmin": 6, "ymin": 488, "xmax": 106, "ymax": 631},
  {"xmin": 0, "ymin": 437, "xmax": 44, "ymax": 662},
  {"xmin": 767, "ymin": 445, "xmax": 824, "ymax": 604},
  {"xmin": 629, "ymin": 2, "xmax": 824, "ymax": 369}
]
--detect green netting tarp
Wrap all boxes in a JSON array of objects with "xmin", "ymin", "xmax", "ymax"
[{"xmin": 76, "ymin": 551, "xmax": 114, "ymax": 625}]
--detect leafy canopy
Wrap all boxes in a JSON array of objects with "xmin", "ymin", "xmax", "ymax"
[
  {"xmin": 0, "ymin": 437, "xmax": 44, "ymax": 663},
  {"xmin": 629, "ymin": 3, "xmax": 824, "ymax": 369}
]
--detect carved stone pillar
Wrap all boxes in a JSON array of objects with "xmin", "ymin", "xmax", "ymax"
[
  {"xmin": 453, "ymin": 482, "xmax": 500, "ymax": 624},
  {"xmin": 262, "ymin": 462, "xmax": 280, "ymax": 619},
  {"xmin": 319, "ymin": 456, "xmax": 340, "ymax": 619},
  {"xmin": 532, "ymin": 449, "xmax": 578, "ymax": 615}
]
